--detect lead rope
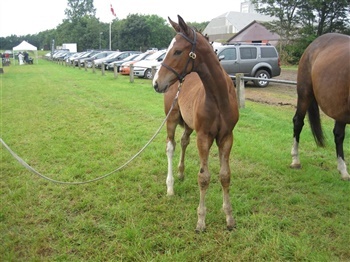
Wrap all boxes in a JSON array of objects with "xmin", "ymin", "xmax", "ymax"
[{"xmin": 1, "ymin": 84, "xmax": 182, "ymax": 185}]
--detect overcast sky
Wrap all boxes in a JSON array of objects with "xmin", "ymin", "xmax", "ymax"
[{"xmin": 0, "ymin": 0, "xmax": 243, "ymax": 37}]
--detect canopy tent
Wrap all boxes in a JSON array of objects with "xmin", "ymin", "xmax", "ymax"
[{"xmin": 12, "ymin": 40, "xmax": 38, "ymax": 64}]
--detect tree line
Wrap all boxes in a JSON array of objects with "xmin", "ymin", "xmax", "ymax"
[
  {"xmin": 0, "ymin": 14, "xmax": 207, "ymax": 53},
  {"xmin": 1, "ymin": 0, "xmax": 349, "ymax": 64}
]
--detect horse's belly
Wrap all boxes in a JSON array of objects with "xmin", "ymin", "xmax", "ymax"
[
  {"xmin": 316, "ymin": 93, "xmax": 350, "ymax": 123},
  {"xmin": 312, "ymin": 59, "xmax": 350, "ymax": 123}
]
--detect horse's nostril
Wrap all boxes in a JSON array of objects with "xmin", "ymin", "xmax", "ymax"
[{"xmin": 153, "ymin": 82, "xmax": 158, "ymax": 91}]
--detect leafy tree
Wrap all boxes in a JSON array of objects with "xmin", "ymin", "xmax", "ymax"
[
  {"xmin": 65, "ymin": 0, "xmax": 96, "ymax": 21},
  {"xmin": 118, "ymin": 14, "xmax": 150, "ymax": 51},
  {"xmin": 188, "ymin": 21, "xmax": 210, "ymax": 33},
  {"xmin": 118, "ymin": 14, "xmax": 174, "ymax": 51},
  {"xmin": 37, "ymin": 29, "xmax": 56, "ymax": 50},
  {"xmin": 252, "ymin": 0, "xmax": 350, "ymax": 38},
  {"xmin": 251, "ymin": 0, "xmax": 303, "ymax": 42},
  {"xmin": 145, "ymin": 15, "xmax": 175, "ymax": 49},
  {"xmin": 251, "ymin": 0, "xmax": 350, "ymax": 64},
  {"xmin": 299, "ymin": 0, "xmax": 350, "ymax": 35}
]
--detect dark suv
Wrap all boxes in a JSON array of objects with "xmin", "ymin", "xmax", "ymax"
[{"xmin": 215, "ymin": 44, "xmax": 281, "ymax": 87}]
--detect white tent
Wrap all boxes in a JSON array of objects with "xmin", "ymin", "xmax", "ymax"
[{"xmin": 12, "ymin": 40, "xmax": 38, "ymax": 64}]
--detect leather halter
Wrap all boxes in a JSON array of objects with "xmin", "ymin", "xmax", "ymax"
[{"xmin": 161, "ymin": 29, "xmax": 197, "ymax": 83}]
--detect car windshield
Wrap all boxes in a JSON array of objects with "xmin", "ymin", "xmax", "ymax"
[
  {"xmin": 75, "ymin": 52, "xmax": 86, "ymax": 58},
  {"xmin": 80, "ymin": 52, "xmax": 94, "ymax": 58},
  {"xmin": 108, "ymin": 52, "xmax": 121, "ymax": 59},
  {"xmin": 122, "ymin": 54, "xmax": 138, "ymax": 61},
  {"xmin": 92, "ymin": 52, "xmax": 105, "ymax": 58},
  {"xmin": 133, "ymin": 53, "xmax": 150, "ymax": 61},
  {"xmin": 145, "ymin": 51, "xmax": 165, "ymax": 60}
]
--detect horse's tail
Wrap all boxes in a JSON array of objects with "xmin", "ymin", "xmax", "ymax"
[{"xmin": 307, "ymin": 98, "xmax": 325, "ymax": 147}]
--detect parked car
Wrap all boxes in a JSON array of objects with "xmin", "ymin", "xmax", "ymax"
[
  {"xmin": 133, "ymin": 50, "xmax": 167, "ymax": 79},
  {"xmin": 102, "ymin": 51, "xmax": 141, "ymax": 70},
  {"xmin": 93, "ymin": 51, "xmax": 120, "ymax": 69},
  {"xmin": 45, "ymin": 49, "xmax": 69, "ymax": 60},
  {"xmin": 106, "ymin": 53, "xmax": 140, "ymax": 71},
  {"xmin": 119, "ymin": 52, "xmax": 155, "ymax": 75},
  {"xmin": 84, "ymin": 51, "xmax": 114, "ymax": 68},
  {"xmin": 55, "ymin": 51, "xmax": 75, "ymax": 61},
  {"xmin": 52, "ymin": 50, "xmax": 70, "ymax": 60},
  {"xmin": 67, "ymin": 51, "xmax": 86, "ymax": 64},
  {"xmin": 66, "ymin": 52, "xmax": 85, "ymax": 64},
  {"xmin": 214, "ymin": 43, "xmax": 281, "ymax": 87},
  {"xmin": 73, "ymin": 50, "xmax": 101, "ymax": 66},
  {"xmin": 61, "ymin": 52, "xmax": 76, "ymax": 61}
]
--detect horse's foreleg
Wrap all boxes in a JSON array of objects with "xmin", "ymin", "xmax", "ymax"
[
  {"xmin": 333, "ymin": 121, "xmax": 349, "ymax": 180},
  {"xmin": 166, "ymin": 139, "xmax": 175, "ymax": 195},
  {"xmin": 178, "ymin": 125, "xmax": 193, "ymax": 181},
  {"xmin": 218, "ymin": 134, "xmax": 235, "ymax": 231},
  {"xmin": 165, "ymin": 117, "xmax": 179, "ymax": 196},
  {"xmin": 195, "ymin": 134, "xmax": 213, "ymax": 232},
  {"xmin": 291, "ymin": 111, "xmax": 305, "ymax": 169}
]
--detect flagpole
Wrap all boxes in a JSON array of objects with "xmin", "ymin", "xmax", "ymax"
[
  {"xmin": 109, "ymin": 22, "xmax": 111, "ymax": 50},
  {"xmin": 109, "ymin": 4, "xmax": 116, "ymax": 51}
]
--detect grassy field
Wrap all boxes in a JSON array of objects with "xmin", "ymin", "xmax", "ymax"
[{"xmin": 1, "ymin": 60, "xmax": 349, "ymax": 261}]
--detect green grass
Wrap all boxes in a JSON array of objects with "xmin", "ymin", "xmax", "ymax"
[
  {"xmin": 1, "ymin": 60, "xmax": 349, "ymax": 261},
  {"xmin": 281, "ymin": 65, "xmax": 298, "ymax": 70}
]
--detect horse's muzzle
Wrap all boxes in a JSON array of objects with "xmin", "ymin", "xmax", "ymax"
[{"xmin": 153, "ymin": 82, "xmax": 169, "ymax": 93}]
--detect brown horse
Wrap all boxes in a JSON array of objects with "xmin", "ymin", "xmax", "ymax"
[
  {"xmin": 152, "ymin": 15, "xmax": 239, "ymax": 232},
  {"xmin": 290, "ymin": 33, "xmax": 350, "ymax": 180}
]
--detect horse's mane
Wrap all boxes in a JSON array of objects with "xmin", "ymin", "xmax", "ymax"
[{"xmin": 190, "ymin": 26, "xmax": 210, "ymax": 42}]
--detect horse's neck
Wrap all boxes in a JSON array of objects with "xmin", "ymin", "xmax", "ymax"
[{"xmin": 196, "ymin": 54, "xmax": 230, "ymax": 98}]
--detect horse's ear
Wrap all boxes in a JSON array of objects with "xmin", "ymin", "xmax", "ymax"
[
  {"xmin": 177, "ymin": 15, "xmax": 192, "ymax": 36},
  {"xmin": 168, "ymin": 17, "xmax": 180, "ymax": 32}
]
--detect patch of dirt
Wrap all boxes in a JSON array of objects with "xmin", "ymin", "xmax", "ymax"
[{"xmin": 243, "ymin": 69, "xmax": 298, "ymax": 107}]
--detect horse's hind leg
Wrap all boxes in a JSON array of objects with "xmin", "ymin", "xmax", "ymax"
[
  {"xmin": 178, "ymin": 124, "xmax": 193, "ymax": 180},
  {"xmin": 290, "ymin": 108, "xmax": 306, "ymax": 169},
  {"xmin": 217, "ymin": 133, "xmax": 235, "ymax": 231},
  {"xmin": 291, "ymin": 91, "xmax": 314, "ymax": 169},
  {"xmin": 333, "ymin": 121, "xmax": 349, "ymax": 180}
]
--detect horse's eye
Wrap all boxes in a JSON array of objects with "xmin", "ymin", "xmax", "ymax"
[{"xmin": 174, "ymin": 50, "xmax": 182, "ymax": 56}]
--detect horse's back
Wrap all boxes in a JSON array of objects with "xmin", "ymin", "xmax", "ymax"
[{"xmin": 298, "ymin": 33, "xmax": 350, "ymax": 123}]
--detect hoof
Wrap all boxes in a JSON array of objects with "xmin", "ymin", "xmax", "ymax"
[
  {"xmin": 290, "ymin": 163, "xmax": 301, "ymax": 169},
  {"xmin": 341, "ymin": 175, "xmax": 350, "ymax": 181},
  {"xmin": 195, "ymin": 227, "xmax": 206, "ymax": 234},
  {"xmin": 166, "ymin": 189, "xmax": 174, "ymax": 196},
  {"xmin": 227, "ymin": 224, "xmax": 237, "ymax": 231}
]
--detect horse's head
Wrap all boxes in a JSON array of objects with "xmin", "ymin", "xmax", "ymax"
[{"xmin": 153, "ymin": 15, "xmax": 199, "ymax": 93}]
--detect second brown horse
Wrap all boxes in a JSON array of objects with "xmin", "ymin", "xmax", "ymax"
[{"xmin": 290, "ymin": 33, "xmax": 349, "ymax": 180}]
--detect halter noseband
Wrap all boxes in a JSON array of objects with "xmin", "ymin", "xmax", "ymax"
[{"xmin": 161, "ymin": 28, "xmax": 197, "ymax": 83}]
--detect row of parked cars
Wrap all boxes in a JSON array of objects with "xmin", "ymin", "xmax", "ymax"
[
  {"xmin": 45, "ymin": 49, "xmax": 167, "ymax": 79},
  {"xmin": 46, "ymin": 43, "xmax": 281, "ymax": 86}
]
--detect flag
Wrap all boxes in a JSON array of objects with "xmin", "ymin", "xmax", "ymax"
[{"xmin": 110, "ymin": 4, "xmax": 116, "ymax": 17}]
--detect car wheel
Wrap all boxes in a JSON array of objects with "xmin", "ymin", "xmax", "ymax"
[
  {"xmin": 254, "ymin": 70, "xmax": 270, "ymax": 87},
  {"xmin": 145, "ymin": 69, "xmax": 153, "ymax": 79}
]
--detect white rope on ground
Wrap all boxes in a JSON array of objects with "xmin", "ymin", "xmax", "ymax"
[{"xmin": 1, "ymin": 88, "xmax": 181, "ymax": 185}]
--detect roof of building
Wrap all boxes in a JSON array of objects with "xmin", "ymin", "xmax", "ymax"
[
  {"xmin": 203, "ymin": 11, "xmax": 277, "ymax": 36},
  {"xmin": 227, "ymin": 20, "xmax": 280, "ymax": 43}
]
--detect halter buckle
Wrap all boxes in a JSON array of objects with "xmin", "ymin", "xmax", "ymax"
[{"xmin": 189, "ymin": 52, "xmax": 196, "ymax": 59}]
